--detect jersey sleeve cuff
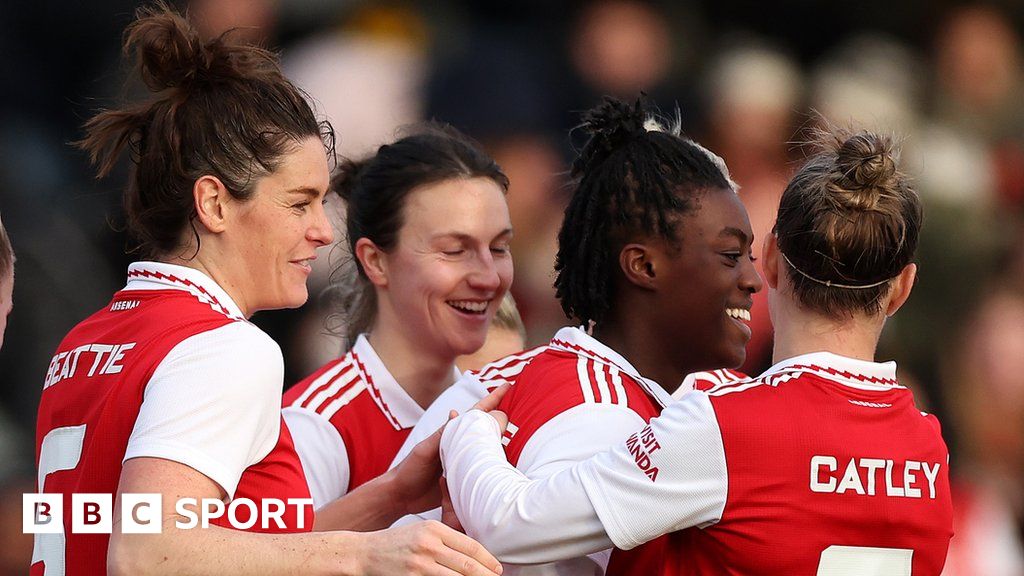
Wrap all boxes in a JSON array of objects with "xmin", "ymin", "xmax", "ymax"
[{"xmin": 123, "ymin": 439, "xmax": 241, "ymax": 500}]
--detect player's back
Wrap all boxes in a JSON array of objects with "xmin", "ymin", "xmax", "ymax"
[
  {"xmin": 35, "ymin": 288, "xmax": 234, "ymax": 574},
  {"xmin": 669, "ymin": 364, "xmax": 953, "ymax": 575}
]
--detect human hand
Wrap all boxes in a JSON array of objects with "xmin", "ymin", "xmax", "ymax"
[
  {"xmin": 390, "ymin": 426, "xmax": 445, "ymax": 514},
  {"xmin": 440, "ymin": 477, "xmax": 464, "ymax": 533},
  {"xmin": 472, "ymin": 383, "xmax": 510, "ymax": 413},
  {"xmin": 361, "ymin": 520, "xmax": 501, "ymax": 575}
]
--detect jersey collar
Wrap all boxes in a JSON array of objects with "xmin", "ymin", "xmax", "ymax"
[
  {"xmin": 760, "ymin": 351, "xmax": 902, "ymax": 390},
  {"xmin": 549, "ymin": 326, "xmax": 675, "ymax": 407},
  {"xmin": 124, "ymin": 261, "xmax": 246, "ymax": 321},
  {"xmin": 351, "ymin": 334, "xmax": 443, "ymax": 429}
]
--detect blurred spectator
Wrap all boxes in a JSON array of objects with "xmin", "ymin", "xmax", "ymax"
[
  {"xmin": 931, "ymin": 4, "xmax": 1024, "ymax": 211},
  {"xmin": 942, "ymin": 285, "xmax": 1024, "ymax": 575},
  {"xmin": 809, "ymin": 33, "xmax": 924, "ymax": 133},
  {"xmin": 570, "ymin": 0, "xmax": 673, "ymax": 98},
  {"xmin": 189, "ymin": 0, "xmax": 278, "ymax": 43}
]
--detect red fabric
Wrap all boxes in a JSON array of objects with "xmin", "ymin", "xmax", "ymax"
[
  {"xmin": 33, "ymin": 289, "xmax": 310, "ymax": 576},
  {"xmin": 662, "ymin": 372, "xmax": 953, "ymax": 575},
  {"xmin": 283, "ymin": 354, "xmax": 412, "ymax": 492},
  {"xmin": 498, "ymin": 347, "xmax": 671, "ymax": 576}
]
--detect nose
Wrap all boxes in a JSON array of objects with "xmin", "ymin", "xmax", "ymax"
[
  {"xmin": 741, "ymin": 256, "xmax": 764, "ymax": 294},
  {"xmin": 308, "ymin": 201, "xmax": 335, "ymax": 247},
  {"xmin": 467, "ymin": 249, "xmax": 503, "ymax": 293}
]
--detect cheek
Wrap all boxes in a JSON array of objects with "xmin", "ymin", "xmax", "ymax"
[{"xmin": 498, "ymin": 259, "xmax": 514, "ymax": 288}]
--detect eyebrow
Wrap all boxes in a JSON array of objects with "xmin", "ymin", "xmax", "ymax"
[
  {"xmin": 719, "ymin": 227, "xmax": 751, "ymax": 245},
  {"xmin": 430, "ymin": 228, "xmax": 514, "ymax": 242},
  {"xmin": 285, "ymin": 186, "xmax": 325, "ymax": 198}
]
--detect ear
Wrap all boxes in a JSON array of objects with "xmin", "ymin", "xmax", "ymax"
[
  {"xmin": 618, "ymin": 243, "xmax": 657, "ymax": 291},
  {"xmin": 884, "ymin": 263, "xmax": 917, "ymax": 317},
  {"xmin": 354, "ymin": 237, "xmax": 388, "ymax": 288},
  {"xmin": 193, "ymin": 175, "xmax": 231, "ymax": 234},
  {"xmin": 762, "ymin": 233, "xmax": 781, "ymax": 289}
]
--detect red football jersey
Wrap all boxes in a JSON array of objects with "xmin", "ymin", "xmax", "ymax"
[
  {"xmin": 588, "ymin": 353, "xmax": 953, "ymax": 576},
  {"xmin": 284, "ymin": 335, "xmax": 436, "ymax": 506},
  {"xmin": 499, "ymin": 327, "xmax": 673, "ymax": 576},
  {"xmin": 32, "ymin": 263, "xmax": 312, "ymax": 576}
]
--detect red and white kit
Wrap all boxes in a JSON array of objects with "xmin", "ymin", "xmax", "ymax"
[
  {"xmin": 447, "ymin": 326, "xmax": 677, "ymax": 575},
  {"xmin": 443, "ymin": 352, "xmax": 954, "ymax": 575},
  {"xmin": 33, "ymin": 262, "xmax": 312, "ymax": 576},
  {"xmin": 283, "ymin": 335, "xmax": 456, "ymax": 508},
  {"xmin": 389, "ymin": 345, "xmax": 546, "ymax": 469}
]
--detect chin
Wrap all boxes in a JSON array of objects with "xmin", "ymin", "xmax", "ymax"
[{"xmin": 450, "ymin": 334, "xmax": 489, "ymax": 358}]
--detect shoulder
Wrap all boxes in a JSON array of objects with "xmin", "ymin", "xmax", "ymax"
[
  {"xmin": 156, "ymin": 321, "xmax": 282, "ymax": 396},
  {"xmin": 283, "ymin": 352, "xmax": 366, "ymax": 419},
  {"xmin": 470, "ymin": 345, "xmax": 548, "ymax": 389},
  {"xmin": 503, "ymin": 349, "xmax": 658, "ymax": 424},
  {"xmin": 684, "ymin": 369, "xmax": 750, "ymax": 393}
]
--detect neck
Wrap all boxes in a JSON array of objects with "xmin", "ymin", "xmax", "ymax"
[
  {"xmin": 160, "ymin": 249, "xmax": 252, "ymax": 318},
  {"xmin": 367, "ymin": 311, "xmax": 457, "ymax": 409},
  {"xmin": 593, "ymin": 311, "xmax": 686, "ymax": 395},
  {"xmin": 770, "ymin": 299, "xmax": 883, "ymax": 365}
]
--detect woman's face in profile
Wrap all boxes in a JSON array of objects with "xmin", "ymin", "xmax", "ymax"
[{"xmin": 382, "ymin": 177, "xmax": 514, "ymax": 359}]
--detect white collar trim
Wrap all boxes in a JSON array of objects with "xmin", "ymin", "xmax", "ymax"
[
  {"xmin": 351, "ymin": 334, "xmax": 439, "ymax": 429},
  {"xmin": 549, "ymin": 326, "xmax": 675, "ymax": 407},
  {"xmin": 761, "ymin": 351, "xmax": 902, "ymax": 390},
  {"xmin": 124, "ymin": 261, "xmax": 246, "ymax": 321}
]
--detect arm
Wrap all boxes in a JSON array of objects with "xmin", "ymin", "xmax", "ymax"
[
  {"xmin": 108, "ymin": 457, "xmax": 502, "ymax": 576},
  {"xmin": 442, "ymin": 392, "xmax": 728, "ymax": 558}
]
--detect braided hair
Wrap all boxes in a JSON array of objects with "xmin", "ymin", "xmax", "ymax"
[{"xmin": 554, "ymin": 97, "xmax": 735, "ymax": 326}]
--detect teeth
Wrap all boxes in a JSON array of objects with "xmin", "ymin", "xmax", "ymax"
[
  {"xmin": 449, "ymin": 300, "xmax": 489, "ymax": 313},
  {"xmin": 726, "ymin": 308, "xmax": 751, "ymax": 322}
]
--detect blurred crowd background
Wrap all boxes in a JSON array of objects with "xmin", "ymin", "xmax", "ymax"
[{"xmin": 1, "ymin": 0, "xmax": 1023, "ymax": 572}]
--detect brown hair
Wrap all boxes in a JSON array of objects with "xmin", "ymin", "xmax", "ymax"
[
  {"xmin": 0, "ymin": 212, "xmax": 13, "ymax": 280},
  {"xmin": 329, "ymin": 123, "xmax": 508, "ymax": 348},
  {"xmin": 77, "ymin": 2, "xmax": 332, "ymax": 258},
  {"xmin": 773, "ymin": 129, "xmax": 922, "ymax": 317}
]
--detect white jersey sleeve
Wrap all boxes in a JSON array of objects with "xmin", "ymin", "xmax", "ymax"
[
  {"xmin": 441, "ymin": 410, "xmax": 615, "ymax": 564},
  {"xmin": 499, "ymin": 403, "xmax": 645, "ymax": 570},
  {"xmin": 441, "ymin": 392, "xmax": 730, "ymax": 558},
  {"xmin": 124, "ymin": 322, "xmax": 283, "ymax": 500},
  {"xmin": 578, "ymin": 390, "xmax": 728, "ymax": 550},
  {"xmin": 282, "ymin": 405, "xmax": 350, "ymax": 509}
]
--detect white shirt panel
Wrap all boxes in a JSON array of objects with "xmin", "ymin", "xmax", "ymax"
[
  {"xmin": 579, "ymin": 391, "xmax": 728, "ymax": 550},
  {"xmin": 509, "ymin": 403, "xmax": 647, "ymax": 574},
  {"xmin": 389, "ymin": 372, "xmax": 489, "ymax": 469},
  {"xmin": 441, "ymin": 410, "xmax": 614, "ymax": 565},
  {"xmin": 282, "ymin": 405, "xmax": 350, "ymax": 509},
  {"xmin": 124, "ymin": 322, "xmax": 283, "ymax": 499}
]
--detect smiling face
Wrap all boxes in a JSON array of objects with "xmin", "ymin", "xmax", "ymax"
[
  {"xmin": 223, "ymin": 136, "xmax": 333, "ymax": 316},
  {"xmin": 375, "ymin": 177, "xmax": 513, "ymax": 359},
  {"xmin": 651, "ymin": 187, "xmax": 763, "ymax": 373}
]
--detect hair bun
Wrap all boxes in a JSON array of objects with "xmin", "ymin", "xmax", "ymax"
[
  {"xmin": 573, "ymin": 97, "xmax": 649, "ymax": 176},
  {"xmin": 123, "ymin": 4, "xmax": 208, "ymax": 92},
  {"xmin": 831, "ymin": 132, "xmax": 898, "ymax": 210}
]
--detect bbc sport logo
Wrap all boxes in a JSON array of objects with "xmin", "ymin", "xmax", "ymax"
[{"xmin": 23, "ymin": 493, "xmax": 314, "ymax": 533}]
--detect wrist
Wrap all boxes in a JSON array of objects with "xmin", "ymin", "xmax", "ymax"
[
  {"xmin": 323, "ymin": 531, "xmax": 370, "ymax": 576},
  {"xmin": 376, "ymin": 468, "xmax": 413, "ymax": 517}
]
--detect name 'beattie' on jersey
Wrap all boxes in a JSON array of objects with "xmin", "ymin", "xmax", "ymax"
[{"xmin": 43, "ymin": 342, "xmax": 137, "ymax": 389}]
